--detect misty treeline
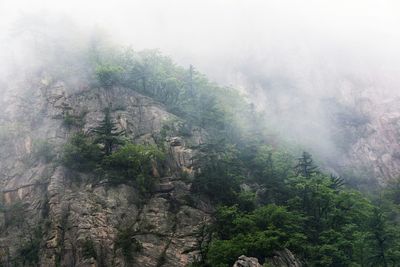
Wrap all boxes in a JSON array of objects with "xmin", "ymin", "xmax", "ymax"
[
  {"xmin": 5, "ymin": 16, "xmax": 254, "ymax": 138},
  {"xmin": 61, "ymin": 37, "xmax": 400, "ymax": 266},
  {"xmin": 5, "ymin": 21, "xmax": 400, "ymax": 266}
]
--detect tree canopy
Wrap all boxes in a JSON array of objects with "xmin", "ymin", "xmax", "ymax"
[{"xmin": 55, "ymin": 43, "xmax": 400, "ymax": 267}]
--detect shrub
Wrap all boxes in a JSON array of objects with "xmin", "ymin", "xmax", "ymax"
[
  {"xmin": 114, "ymin": 226, "xmax": 142, "ymax": 264},
  {"xmin": 61, "ymin": 133, "xmax": 102, "ymax": 172},
  {"xmin": 102, "ymin": 143, "xmax": 164, "ymax": 191},
  {"xmin": 206, "ymin": 204, "xmax": 306, "ymax": 267},
  {"xmin": 95, "ymin": 64, "xmax": 123, "ymax": 88},
  {"xmin": 82, "ymin": 238, "xmax": 97, "ymax": 260},
  {"xmin": 18, "ymin": 225, "xmax": 42, "ymax": 266},
  {"xmin": 62, "ymin": 111, "xmax": 86, "ymax": 130},
  {"xmin": 191, "ymin": 142, "xmax": 243, "ymax": 205}
]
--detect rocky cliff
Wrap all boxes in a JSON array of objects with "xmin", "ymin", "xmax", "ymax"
[
  {"xmin": 343, "ymin": 97, "xmax": 400, "ymax": 184},
  {"xmin": 327, "ymin": 94, "xmax": 400, "ymax": 185},
  {"xmin": 0, "ymin": 77, "xmax": 211, "ymax": 266},
  {"xmin": 0, "ymin": 70, "xmax": 398, "ymax": 266}
]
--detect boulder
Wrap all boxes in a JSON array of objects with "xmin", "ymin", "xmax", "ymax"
[{"xmin": 233, "ymin": 255, "xmax": 262, "ymax": 267}]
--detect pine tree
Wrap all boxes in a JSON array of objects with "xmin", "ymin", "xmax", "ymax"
[
  {"xmin": 93, "ymin": 107, "xmax": 125, "ymax": 155},
  {"xmin": 294, "ymin": 151, "xmax": 318, "ymax": 178},
  {"xmin": 329, "ymin": 174, "xmax": 345, "ymax": 191},
  {"xmin": 368, "ymin": 207, "xmax": 390, "ymax": 267}
]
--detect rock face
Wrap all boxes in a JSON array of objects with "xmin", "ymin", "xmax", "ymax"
[
  {"xmin": 264, "ymin": 249, "xmax": 302, "ymax": 267},
  {"xmin": 0, "ymin": 79, "xmax": 210, "ymax": 266},
  {"xmin": 233, "ymin": 255, "xmax": 262, "ymax": 267},
  {"xmin": 330, "ymin": 96, "xmax": 400, "ymax": 184},
  {"xmin": 233, "ymin": 249, "xmax": 302, "ymax": 267},
  {"xmin": 347, "ymin": 98, "xmax": 400, "ymax": 183}
]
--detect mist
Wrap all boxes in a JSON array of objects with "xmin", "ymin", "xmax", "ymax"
[
  {"xmin": 2, "ymin": 3, "xmax": 400, "ymax": 265},
  {"xmin": 1, "ymin": 0, "xmax": 400, "ymax": 166}
]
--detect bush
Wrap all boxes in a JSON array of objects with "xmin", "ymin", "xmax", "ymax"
[
  {"xmin": 61, "ymin": 133, "xmax": 102, "ymax": 172},
  {"xmin": 18, "ymin": 225, "xmax": 42, "ymax": 266},
  {"xmin": 61, "ymin": 132, "xmax": 165, "ymax": 194},
  {"xmin": 95, "ymin": 64, "xmax": 123, "ymax": 88},
  {"xmin": 102, "ymin": 143, "xmax": 164, "ymax": 191},
  {"xmin": 206, "ymin": 204, "xmax": 306, "ymax": 267},
  {"xmin": 191, "ymin": 142, "xmax": 243, "ymax": 205},
  {"xmin": 62, "ymin": 111, "xmax": 86, "ymax": 130},
  {"xmin": 82, "ymin": 238, "xmax": 97, "ymax": 260},
  {"xmin": 114, "ymin": 226, "xmax": 142, "ymax": 264},
  {"xmin": 206, "ymin": 239, "xmax": 246, "ymax": 267}
]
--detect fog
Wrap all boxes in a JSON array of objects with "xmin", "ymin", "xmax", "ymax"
[{"xmin": 1, "ymin": 0, "xmax": 400, "ymax": 162}]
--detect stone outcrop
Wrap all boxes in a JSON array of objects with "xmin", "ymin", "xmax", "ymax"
[
  {"xmin": 265, "ymin": 249, "xmax": 302, "ymax": 267},
  {"xmin": 233, "ymin": 255, "xmax": 262, "ymax": 267},
  {"xmin": 0, "ymin": 80, "xmax": 210, "ymax": 266},
  {"xmin": 233, "ymin": 249, "xmax": 302, "ymax": 267},
  {"xmin": 332, "ymin": 97, "xmax": 400, "ymax": 184}
]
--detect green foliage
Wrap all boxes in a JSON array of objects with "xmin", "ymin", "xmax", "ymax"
[
  {"xmin": 95, "ymin": 64, "xmax": 123, "ymax": 88},
  {"xmin": 87, "ymin": 47, "xmax": 255, "ymax": 137},
  {"xmin": 236, "ymin": 191, "xmax": 256, "ymax": 212},
  {"xmin": 341, "ymin": 166, "xmax": 379, "ymax": 192},
  {"xmin": 62, "ymin": 111, "xmax": 87, "ymax": 130},
  {"xmin": 18, "ymin": 225, "xmax": 42, "ymax": 266},
  {"xmin": 200, "ymin": 150, "xmax": 400, "ymax": 267},
  {"xmin": 60, "ymin": 107, "xmax": 164, "ymax": 194},
  {"xmin": 253, "ymin": 146, "xmax": 294, "ymax": 181},
  {"xmin": 285, "ymin": 168, "xmax": 378, "ymax": 265},
  {"xmin": 383, "ymin": 177, "xmax": 400, "ymax": 205},
  {"xmin": 82, "ymin": 238, "xmax": 97, "ymax": 260},
  {"xmin": 365, "ymin": 205, "xmax": 400, "ymax": 266},
  {"xmin": 294, "ymin": 151, "xmax": 318, "ymax": 178},
  {"xmin": 206, "ymin": 205, "xmax": 305, "ymax": 267},
  {"xmin": 114, "ymin": 225, "xmax": 142, "ymax": 264},
  {"xmin": 206, "ymin": 239, "xmax": 246, "ymax": 267},
  {"xmin": 251, "ymin": 145, "xmax": 294, "ymax": 203},
  {"xmin": 48, "ymin": 42, "xmax": 400, "ymax": 266},
  {"xmin": 191, "ymin": 141, "xmax": 243, "ymax": 205},
  {"xmin": 102, "ymin": 143, "xmax": 164, "ymax": 191},
  {"xmin": 61, "ymin": 133, "xmax": 102, "ymax": 172},
  {"xmin": 93, "ymin": 107, "xmax": 125, "ymax": 156}
]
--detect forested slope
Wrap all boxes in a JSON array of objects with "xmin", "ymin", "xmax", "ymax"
[{"xmin": 0, "ymin": 38, "xmax": 399, "ymax": 267}]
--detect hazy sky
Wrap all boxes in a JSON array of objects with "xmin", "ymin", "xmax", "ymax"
[
  {"xmin": 1, "ymin": 0, "xmax": 400, "ymax": 161},
  {"xmin": 1, "ymin": 0, "xmax": 400, "ymax": 88}
]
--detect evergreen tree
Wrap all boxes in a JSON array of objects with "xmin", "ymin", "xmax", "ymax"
[
  {"xmin": 368, "ymin": 207, "xmax": 390, "ymax": 267},
  {"xmin": 366, "ymin": 205, "xmax": 400, "ymax": 267},
  {"xmin": 191, "ymin": 140, "xmax": 243, "ymax": 205},
  {"xmin": 294, "ymin": 151, "xmax": 318, "ymax": 178},
  {"xmin": 329, "ymin": 174, "xmax": 345, "ymax": 191},
  {"xmin": 61, "ymin": 133, "xmax": 103, "ymax": 172},
  {"xmin": 93, "ymin": 107, "xmax": 125, "ymax": 155}
]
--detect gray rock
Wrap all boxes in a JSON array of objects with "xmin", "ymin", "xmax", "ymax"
[
  {"xmin": 233, "ymin": 255, "xmax": 262, "ymax": 267},
  {"xmin": 265, "ymin": 249, "xmax": 302, "ymax": 267},
  {"xmin": 0, "ymin": 82, "xmax": 210, "ymax": 266}
]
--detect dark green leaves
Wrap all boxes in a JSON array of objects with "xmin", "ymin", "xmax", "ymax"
[{"xmin": 61, "ymin": 133, "xmax": 102, "ymax": 172}]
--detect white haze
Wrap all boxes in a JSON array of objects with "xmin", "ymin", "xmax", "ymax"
[{"xmin": 1, "ymin": 0, "xmax": 400, "ymax": 161}]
